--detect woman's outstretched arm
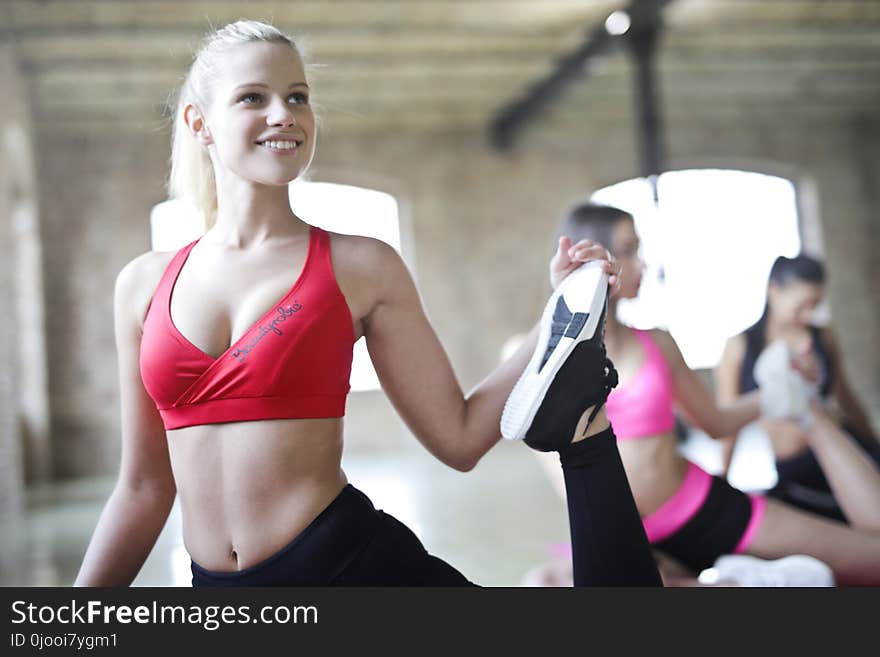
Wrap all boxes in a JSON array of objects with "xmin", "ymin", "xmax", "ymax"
[
  {"xmin": 654, "ymin": 330, "xmax": 761, "ymax": 441},
  {"xmin": 361, "ymin": 236, "xmax": 617, "ymax": 471},
  {"xmin": 714, "ymin": 333, "xmax": 749, "ymax": 472}
]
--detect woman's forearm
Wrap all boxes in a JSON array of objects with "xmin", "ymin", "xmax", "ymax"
[
  {"xmin": 711, "ymin": 391, "xmax": 762, "ymax": 439},
  {"xmin": 455, "ymin": 322, "xmax": 541, "ymax": 470},
  {"xmin": 74, "ymin": 484, "xmax": 175, "ymax": 587}
]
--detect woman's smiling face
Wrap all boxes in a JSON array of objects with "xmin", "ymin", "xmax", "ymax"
[{"xmin": 195, "ymin": 41, "xmax": 316, "ymax": 187}]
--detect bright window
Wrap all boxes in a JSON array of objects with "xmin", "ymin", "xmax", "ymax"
[
  {"xmin": 591, "ymin": 169, "xmax": 801, "ymax": 369},
  {"xmin": 289, "ymin": 180, "xmax": 401, "ymax": 391},
  {"xmin": 150, "ymin": 181, "xmax": 402, "ymax": 392}
]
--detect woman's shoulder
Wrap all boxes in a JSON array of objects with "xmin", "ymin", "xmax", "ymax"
[
  {"xmin": 114, "ymin": 249, "xmax": 179, "ymax": 326},
  {"xmin": 323, "ymin": 231, "xmax": 415, "ymax": 315},
  {"xmin": 324, "ymin": 230, "xmax": 404, "ymax": 275},
  {"xmin": 117, "ymin": 249, "xmax": 177, "ymax": 291},
  {"xmin": 324, "ymin": 230, "xmax": 398, "ymax": 257},
  {"xmin": 633, "ymin": 328, "xmax": 687, "ymax": 373},
  {"xmin": 722, "ymin": 330, "xmax": 747, "ymax": 355},
  {"xmin": 643, "ymin": 327, "xmax": 676, "ymax": 351}
]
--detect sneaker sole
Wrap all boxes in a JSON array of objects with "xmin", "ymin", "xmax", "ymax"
[{"xmin": 501, "ymin": 261, "xmax": 609, "ymax": 441}]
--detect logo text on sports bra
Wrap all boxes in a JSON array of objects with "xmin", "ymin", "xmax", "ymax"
[{"xmin": 231, "ymin": 302, "xmax": 303, "ymax": 363}]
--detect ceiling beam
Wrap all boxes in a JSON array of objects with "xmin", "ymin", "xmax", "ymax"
[
  {"xmin": 7, "ymin": 0, "xmax": 879, "ymax": 34},
  {"xmin": 6, "ymin": 0, "xmax": 617, "ymax": 32}
]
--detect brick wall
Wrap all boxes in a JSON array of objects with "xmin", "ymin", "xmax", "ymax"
[{"xmin": 34, "ymin": 110, "xmax": 879, "ymax": 477}]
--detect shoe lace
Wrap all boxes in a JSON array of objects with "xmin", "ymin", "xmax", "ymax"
[
  {"xmin": 581, "ymin": 355, "xmax": 619, "ymax": 437},
  {"xmin": 604, "ymin": 356, "xmax": 619, "ymax": 391}
]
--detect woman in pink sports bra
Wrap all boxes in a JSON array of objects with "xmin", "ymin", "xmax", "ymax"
[{"xmin": 529, "ymin": 202, "xmax": 880, "ymax": 586}]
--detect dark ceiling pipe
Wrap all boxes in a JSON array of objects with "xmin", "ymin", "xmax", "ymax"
[
  {"xmin": 488, "ymin": 1, "xmax": 673, "ymax": 203},
  {"xmin": 488, "ymin": 21, "xmax": 619, "ymax": 150},
  {"xmin": 628, "ymin": 17, "xmax": 665, "ymax": 203}
]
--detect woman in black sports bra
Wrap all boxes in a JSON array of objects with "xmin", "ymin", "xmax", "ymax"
[{"xmin": 716, "ymin": 254, "xmax": 880, "ymax": 520}]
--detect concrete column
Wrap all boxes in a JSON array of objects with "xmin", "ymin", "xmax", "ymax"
[
  {"xmin": 0, "ymin": 41, "xmax": 53, "ymax": 513},
  {"xmin": 0, "ymin": 43, "xmax": 25, "ymax": 514}
]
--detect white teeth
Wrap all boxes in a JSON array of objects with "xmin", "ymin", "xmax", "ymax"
[{"xmin": 261, "ymin": 140, "xmax": 297, "ymax": 150}]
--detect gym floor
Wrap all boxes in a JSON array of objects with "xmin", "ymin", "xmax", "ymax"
[
  {"xmin": 0, "ymin": 439, "xmax": 568, "ymax": 587},
  {"xmin": 0, "ymin": 423, "xmax": 774, "ymax": 587}
]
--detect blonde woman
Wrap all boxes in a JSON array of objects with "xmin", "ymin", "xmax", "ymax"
[{"xmin": 75, "ymin": 21, "xmax": 660, "ymax": 587}]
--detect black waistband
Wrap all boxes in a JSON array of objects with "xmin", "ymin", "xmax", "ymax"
[
  {"xmin": 652, "ymin": 476, "xmax": 753, "ymax": 573},
  {"xmin": 191, "ymin": 484, "xmax": 382, "ymax": 586}
]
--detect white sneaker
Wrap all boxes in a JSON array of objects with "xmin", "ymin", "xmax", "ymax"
[
  {"xmin": 501, "ymin": 261, "xmax": 615, "ymax": 451},
  {"xmin": 700, "ymin": 554, "xmax": 835, "ymax": 587}
]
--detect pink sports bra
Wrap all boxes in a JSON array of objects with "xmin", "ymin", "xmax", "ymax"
[
  {"xmin": 139, "ymin": 226, "xmax": 355, "ymax": 430},
  {"xmin": 605, "ymin": 329, "xmax": 676, "ymax": 441}
]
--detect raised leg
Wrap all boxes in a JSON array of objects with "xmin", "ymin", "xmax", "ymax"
[
  {"xmin": 557, "ymin": 409, "xmax": 663, "ymax": 586},
  {"xmin": 803, "ymin": 403, "xmax": 880, "ymax": 530}
]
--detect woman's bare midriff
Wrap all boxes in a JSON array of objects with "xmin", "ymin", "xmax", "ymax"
[
  {"xmin": 617, "ymin": 432, "xmax": 692, "ymax": 517},
  {"xmin": 166, "ymin": 416, "xmax": 348, "ymax": 572}
]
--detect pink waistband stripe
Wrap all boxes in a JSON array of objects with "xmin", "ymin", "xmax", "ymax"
[
  {"xmin": 642, "ymin": 462, "xmax": 712, "ymax": 543},
  {"xmin": 734, "ymin": 495, "xmax": 767, "ymax": 554}
]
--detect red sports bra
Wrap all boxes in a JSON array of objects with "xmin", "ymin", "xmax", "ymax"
[{"xmin": 139, "ymin": 226, "xmax": 354, "ymax": 430}]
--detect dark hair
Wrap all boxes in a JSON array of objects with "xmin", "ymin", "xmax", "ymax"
[
  {"xmin": 745, "ymin": 254, "xmax": 826, "ymax": 347},
  {"xmin": 555, "ymin": 201, "xmax": 633, "ymax": 256},
  {"xmin": 767, "ymin": 254, "xmax": 825, "ymax": 288}
]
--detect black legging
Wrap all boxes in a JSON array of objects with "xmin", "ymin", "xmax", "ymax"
[
  {"xmin": 769, "ymin": 431, "xmax": 880, "ymax": 523},
  {"xmin": 192, "ymin": 425, "xmax": 662, "ymax": 587},
  {"xmin": 559, "ymin": 427, "xmax": 663, "ymax": 586}
]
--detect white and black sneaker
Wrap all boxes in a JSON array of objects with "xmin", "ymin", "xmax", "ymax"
[
  {"xmin": 700, "ymin": 554, "xmax": 835, "ymax": 587},
  {"xmin": 501, "ymin": 261, "xmax": 618, "ymax": 452}
]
